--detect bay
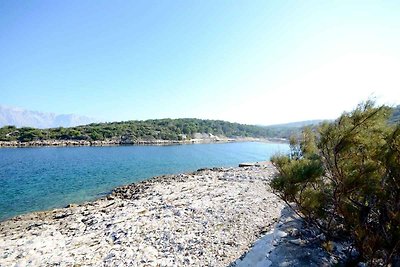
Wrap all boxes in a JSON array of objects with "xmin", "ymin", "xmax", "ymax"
[{"xmin": 0, "ymin": 142, "xmax": 288, "ymax": 221}]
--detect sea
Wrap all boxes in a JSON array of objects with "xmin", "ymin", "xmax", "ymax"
[{"xmin": 0, "ymin": 142, "xmax": 289, "ymax": 221}]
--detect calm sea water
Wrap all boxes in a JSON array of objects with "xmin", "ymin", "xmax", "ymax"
[{"xmin": 0, "ymin": 142, "xmax": 289, "ymax": 221}]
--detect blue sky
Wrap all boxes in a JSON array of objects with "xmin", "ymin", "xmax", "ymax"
[{"xmin": 1, "ymin": 1, "xmax": 400, "ymax": 125}]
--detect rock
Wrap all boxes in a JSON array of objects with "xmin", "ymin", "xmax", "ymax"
[
  {"xmin": 54, "ymin": 212, "xmax": 72, "ymax": 219},
  {"xmin": 275, "ymin": 230, "xmax": 288, "ymax": 238},
  {"xmin": 285, "ymin": 227, "xmax": 300, "ymax": 237},
  {"xmin": 238, "ymin": 163, "xmax": 255, "ymax": 167},
  {"xmin": 318, "ymin": 233, "xmax": 326, "ymax": 241},
  {"xmin": 289, "ymin": 238, "xmax": 306, "ymax": 245}
]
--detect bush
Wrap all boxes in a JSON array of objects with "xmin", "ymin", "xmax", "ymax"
[
  {"xmin": 271, "ymin": 101, "xmax": 400, "ymax": 265},
  {"xmin": 17, "ymin": 127, "xmax": 44, "ymax": 142}
]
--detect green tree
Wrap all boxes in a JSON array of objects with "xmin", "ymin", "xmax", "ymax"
[
  {"xmin": 18, "ymin": 127, "xmax": 44, "ymax": 142},
  {"xmin": 271, "ymin": 101, "xmax": 400, "ymax": 265}
]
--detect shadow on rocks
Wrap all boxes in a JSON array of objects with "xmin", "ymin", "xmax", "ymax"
[{"xmin": 229, "ymin": 206, "xmax": 351, "ymax": 267}]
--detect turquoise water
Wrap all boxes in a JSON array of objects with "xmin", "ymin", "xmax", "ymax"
[{"xmin": 0, "ymin": 142, "xmax": 289, "ymax": 221}]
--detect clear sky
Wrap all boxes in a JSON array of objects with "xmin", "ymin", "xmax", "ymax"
[{"xmin": 1, "ymin": 1, "xmax": 399, "ymax": 125}]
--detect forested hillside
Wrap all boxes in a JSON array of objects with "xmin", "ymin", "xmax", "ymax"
[
  {"xmin": 1, "ymin": 105, "xmax": 398, "ymax": 143},
  {"xmin": 0, "ymin": 118, "xmax": 288, "ymax": 142}
]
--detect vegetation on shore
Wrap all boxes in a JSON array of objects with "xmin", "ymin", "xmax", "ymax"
[
  {"xmin": 0, "ymin": 118, "xmax": 299, "ymax": 143},
  {"xmin": 1, "ymin": 106, "xmax": 397, "ymax": 143},
  {"xmin": 271, "ymin": 101, "xmax": 399, "ymax": 265}
]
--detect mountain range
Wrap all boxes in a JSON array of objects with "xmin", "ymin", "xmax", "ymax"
[{"xmin": 0, "ymin": 105, "xmax": 99, "ymax": 128}]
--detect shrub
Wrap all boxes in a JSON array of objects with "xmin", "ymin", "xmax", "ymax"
[
  {"xmin": 271, "ymin": 101, "xmax": 400, "ymax": 265},
  {"xmin": 17, "ymin": 127, "xmax": 44, "ymax": 142}
]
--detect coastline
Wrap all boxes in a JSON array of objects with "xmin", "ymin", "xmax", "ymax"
[
  {"xmin": 0, "ymin": 137, "xmax": 288, "ymax": 148},
  {"xmin": 0, "ymin": 165, "xmax": 284, "ymax": 266}
]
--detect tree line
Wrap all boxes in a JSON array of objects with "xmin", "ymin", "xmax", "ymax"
[
  {"xmin": 1, "ymin": 106, "xmax": 397, "ymax": 143},
  {"xmin": 0, "ymin": 118, "xmax": 294, "ymax": 142}
]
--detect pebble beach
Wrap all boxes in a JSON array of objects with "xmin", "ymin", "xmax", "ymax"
[{"xmin": 0, "ymin": 165, "xmax": 285, "ymax": 266}]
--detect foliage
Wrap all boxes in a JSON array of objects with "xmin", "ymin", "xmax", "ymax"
[
  {"xmin": 0, "ymin": 118, "xmax": 292, "ymax": 142},
  {"xmin": 271, "ymin": 101, "xmax": 400, "ymax": 265}
]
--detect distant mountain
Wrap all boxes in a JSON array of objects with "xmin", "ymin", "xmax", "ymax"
[
  {"xmin": 264, "ymin": 105, "xmax": 400, "ymax": 130},
  {"xmin": 266, "ymin": 120, "xmax": 325, "ymax": 128},
  {"xmin": 259, "ymin": 120, "xmax": 323, "ymax": 140},
  {"xmin": 0, "ymin": 105, "xmax": 99, "ymax": 128}
]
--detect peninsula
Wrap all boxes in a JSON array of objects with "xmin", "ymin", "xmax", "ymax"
[
  {"xmin": 0, "ymin": 118, "xmax": 293, "ymax": 147},
  {"xmin": 0, "ymin": 164, "xmax": 344, "ymax": 266},
  {"xmin": 0, "ymin": 165, "xmax": 284, "ymax": 266}
]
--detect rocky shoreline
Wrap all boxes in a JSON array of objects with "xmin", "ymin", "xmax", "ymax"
[
  {"xmin": 0, "ymin": 139, "xmax": 228, "ymax": 147},
  {"xmin": 0, "ymin": 165, "xmax": 285, "ymax": 266},
  {"xmin": 0, "ymin": 137, "xmax": 287, "ymax": 148}
]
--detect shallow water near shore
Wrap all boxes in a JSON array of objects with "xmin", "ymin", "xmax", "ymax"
[{"xmin": 0, "ymin": 142, "xmax": 288, "ymax": 221}]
